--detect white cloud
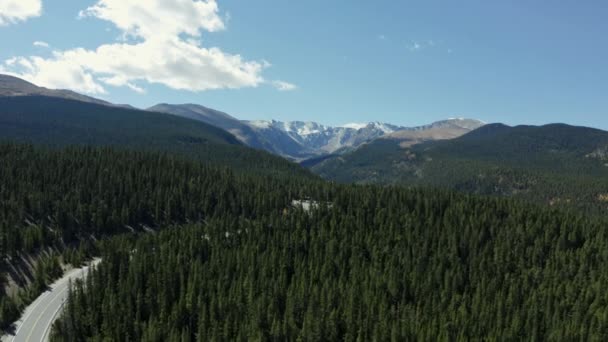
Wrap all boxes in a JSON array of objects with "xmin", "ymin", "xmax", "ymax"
[
  {"xmin": 33, "ymin": 41, "xmax": 49, "ymax": 48},
  {"xmin": 126, "ymin": 83, "xmax": 145, "ymax": 94},
  {"xmin": 1, "ymin": 54, "xmax": 107, "ymax": 94},
  {"xmin": 0, "ymin": 0, "xmax": 42, "ymax": 25},
  {"xmin": 79, "ymin": 0, "xmax": 225, "ymax": 40},
  {"xmin": 100, "ymin": 75, "xmax": 145, "ymax": 94},
  {"xmin": 1, "ymin": 0, "xmax": 291, "ymax": 94},
  {"xmin": 271, "ymin": 80, "xmax": 297, "ymax": 92},
  {"xmin": 378, "ymin": 34, "xmax": 387, "ymax": 41}
]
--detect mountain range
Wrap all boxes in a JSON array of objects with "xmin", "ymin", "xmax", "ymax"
[
  {"xmin": 149, "ymin": 103, "xmax": 485, "ymax": 160},
  {"xmin": 0, "ymin": 74, "xmax": 485, "ymax": 162},
  {"xmin": 0, "ymin": 75, "xmax": 311, "ymax": 178},
  {"xmin": 4, "ymin": 73, "xmax": 608, "ymax": 213}
]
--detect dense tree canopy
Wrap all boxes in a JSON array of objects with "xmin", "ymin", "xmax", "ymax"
[
  {"xmin": 1, "ymin": 143, "xmax": 607, "ymax": 340},
  {"xmin": 0, "ymin": 143, "xmax": 321, "ymax": 329},
  {"xmin": 0, "ymin": 143, "xmax": 321, "ymax": 256},
  {"xmin": 48, "ymin": 153, "xmax": 608, "ymax": 340}
]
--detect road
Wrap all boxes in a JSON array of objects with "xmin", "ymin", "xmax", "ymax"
[{"xmin": 1, "ymin": 259, "xmax": 101, "ymax": 342}]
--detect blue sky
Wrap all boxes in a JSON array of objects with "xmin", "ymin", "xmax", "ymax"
[{"xmin": 0, "ymin": 1, "xmax": 607, "ymax": 129}]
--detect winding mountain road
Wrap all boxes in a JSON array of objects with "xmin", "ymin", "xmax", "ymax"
[{"xmin": 2, "ymin": 259, "xmax": 100, "ymax": 342}]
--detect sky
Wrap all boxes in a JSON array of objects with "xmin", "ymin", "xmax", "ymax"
[{"xmin": 0, "ymin": 0, "xmax": 607, "ymax": 129}]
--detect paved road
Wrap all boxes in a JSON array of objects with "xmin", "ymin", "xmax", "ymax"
[{"xmin": 2, "ymin": 259, "xmax": 101, "ymax": 342}]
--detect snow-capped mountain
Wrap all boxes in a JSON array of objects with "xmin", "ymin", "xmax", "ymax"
[
  {"xmin": 148, "ymin": 103, "xmax": 485, "ymax": 161},
  {"xmin": 243, "ymin": 120, "xmax": 409, "ymax": 159},
  {"xmin": 341, "ymin": 122, "xmax": 402, "ymax": 133}
]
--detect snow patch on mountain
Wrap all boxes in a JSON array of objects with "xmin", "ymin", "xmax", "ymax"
[
  {"xmin": 248, "ymin": 120, "xmax": 273, "ymax": 129},
  {"xmin": 342, "ymin": 123, "xmax": 368, "ymax": 130},
  {"xmin": 242, "ymin": 120, "xmax": 416, "ymax": 160}
]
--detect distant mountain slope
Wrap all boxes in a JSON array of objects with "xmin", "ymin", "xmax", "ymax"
[
  {"xmin": 0, "ymin": 74, "xmax": 117, "ymax": 107},
  {"xmin": 147, "ymin": 103, "xmax": 274, "ymax": 151},
  {"xmin": 311, "ymin": 123, "xmax": 608, "ymax": 212},
  {"xmin": 0, "ymin": 96, "xmax": 313, "ymax": 177},
  {"xmin": 0, "ymin": 96, "xmax": 239, "ymax": 145},
  {"xmin": 439, "ymin": 123, "xmax": 608, "ymax": 160},
  {"xmin": 385, "ymin": 118, "xmax": 485, "ymax": 147},
  {"xmin": 147, "ymin": 104, "xmax": 410, "ymax": 160}
]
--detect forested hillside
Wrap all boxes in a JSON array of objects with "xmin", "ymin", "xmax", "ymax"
[
  {"xmin": 0, "ymin": 96, "xmax": 310, "ymax": 178},
  {"xmin": 0, "ymin": 144, "xmax": 321, "ymax": 256},
  {"xmin": 0, "ymin": 144, "xmax": 320, "ymax": 329},
  {"xmin": 311, "ymin": 123, "xmax": 608, "ymax": 213},
  {"xmin": 52, "ymin": 182, "xmax": 608, "ymax": 341}
]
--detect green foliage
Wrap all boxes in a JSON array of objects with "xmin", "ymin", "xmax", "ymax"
[{"xmin": 0, "ymin": 297, "xmax": 19, "ymax": 330}]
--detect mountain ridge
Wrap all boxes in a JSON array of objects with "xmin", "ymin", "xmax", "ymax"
[
  {"xmin": 309, "ymin": 122, "xmax": 608, "ymax": 212},
  {"xmin": 147, "ymin": 103, "xmax": 275, "ymax": 151},
  {"xmin": 0, "ymin": 74, "xmax": 486, "ymax": 162},
  {"xmin": 0, "ymin": 95, "xmax": 313, "ymax": 178},
  {"xmin": 0, "ymin": 74, "xmax": 132, "ymax": 108},
  {"xmin": 150, "ymin": 103, "xmax": 485, "ymax": 160}
]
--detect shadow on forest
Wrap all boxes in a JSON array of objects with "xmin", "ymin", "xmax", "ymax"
[{"xmin": 3, "ymin": 255, "xmax": 36, "ymax": 288}]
